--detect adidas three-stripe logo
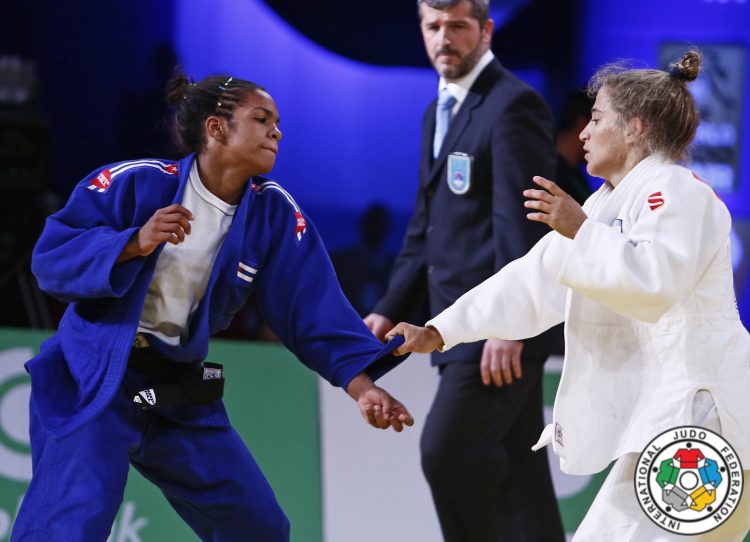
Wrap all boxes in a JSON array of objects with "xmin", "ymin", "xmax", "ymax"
[{"xmin": 237, "ymin": 261, "xmax": 257, "ymax": 284}]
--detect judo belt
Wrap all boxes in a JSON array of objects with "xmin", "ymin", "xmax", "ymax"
[{"xmin": 127, "ymin": 346, "xmax": 224, "ymax": 410}]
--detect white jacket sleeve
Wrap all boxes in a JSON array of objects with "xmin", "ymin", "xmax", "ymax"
[
  {"xmin": 558, "ymin": 181, "xmax": 730, "ymax": 323},
  {"xmin": 427, "ymin": 231, "xmax": 569, "ymax": 351}
]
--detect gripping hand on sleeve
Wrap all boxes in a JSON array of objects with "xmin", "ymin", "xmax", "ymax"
[
  {"xmin": 385, "ymin": 323, "xmax": 444, "ymax": 356},
  {"xmin": 364, "ymin": 313, "xmax": 395, "ymax": 342}
]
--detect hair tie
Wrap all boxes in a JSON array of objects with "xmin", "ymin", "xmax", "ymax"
[
  {"xmin": 218, "ymin": 76, "xmax": 234, "ymax": 93},
  {"xmin": 669, "ymin": 65, "xmax": 687, "ymax": 80}
]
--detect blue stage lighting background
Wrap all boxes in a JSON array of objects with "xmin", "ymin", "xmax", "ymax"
[
  {"xmin": 173, "ymin": 0, "xmax": 541, "ymax": 256},
  {"xmin": 172, "ymin": 0, "xmax": 750, "ymax": 322},
  {"xmin": 1, "ymin": 0, "xmax": 748, "ymax": 322}
]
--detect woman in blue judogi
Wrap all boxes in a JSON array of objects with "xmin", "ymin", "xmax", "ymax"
[{"xmin": 12, "ymin": 74, "xmax": 412, "ymax": 541}]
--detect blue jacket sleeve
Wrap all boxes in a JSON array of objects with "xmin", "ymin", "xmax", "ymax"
[
  {"xmin": 31, "ymin": 167, "xmax": 147, "ymax": 302},
  {"xmin": 253, "ymin": 192, "xmax": 406, "ymax": 389}
]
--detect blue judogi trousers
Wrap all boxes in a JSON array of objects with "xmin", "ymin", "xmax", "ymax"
[{"xmin": 12, "ymin": 366, "xmax": 290, "ymax": 542}]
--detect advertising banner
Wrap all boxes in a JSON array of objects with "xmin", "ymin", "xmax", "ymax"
[{"xmin": 0, "ymin": 330, "xmax": 322, "ymax": 542}]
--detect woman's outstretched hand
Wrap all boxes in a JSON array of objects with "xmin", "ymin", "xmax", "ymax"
[
  {"xmin": 385, "ymin": 323, "xmax": 444, "ymax": 356},
  {"xmin": 346, "ymin": 373, "xmax": 414, "ymax": 432}
]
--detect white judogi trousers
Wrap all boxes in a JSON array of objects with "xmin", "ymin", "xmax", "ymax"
[{"xmin": 574, "ymin": 392, "xmax": 750, "ymax": 541}]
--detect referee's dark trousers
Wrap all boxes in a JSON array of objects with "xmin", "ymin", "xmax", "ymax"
[{"xmin": 420, "ymin": 356, "xmax": 566, "ymax": 542}]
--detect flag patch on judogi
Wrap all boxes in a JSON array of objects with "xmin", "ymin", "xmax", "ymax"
[
  {"xmin": 294, "ymin": 211, "xmax": 307, "ymax": 241},
  {"xmin": 88, "ymin": 169, "xmax": 112, "ymax": 192},
  {"xmin": 237, "ymin": 261, "xmax": 257, "ymax": 284},
  {"xmin": 648, "ymin": 191, "xmax": 665, "ymax": 211}
]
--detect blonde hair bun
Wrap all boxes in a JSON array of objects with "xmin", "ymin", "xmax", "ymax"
[{"xmin": 669, "ymin": 50, "xmax": 701, "ymax": 82}]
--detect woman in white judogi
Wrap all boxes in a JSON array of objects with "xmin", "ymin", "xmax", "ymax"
[{"xmin": 386, "ymin": 51, "xmax": 750, "ymax": 541}]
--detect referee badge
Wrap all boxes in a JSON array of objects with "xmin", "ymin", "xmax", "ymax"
[{"xmin": 447, "ymin": 152, "xmax": 472, "ymax": 195}]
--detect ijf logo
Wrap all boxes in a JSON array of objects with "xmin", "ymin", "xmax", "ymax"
[{"xmin": 635, "ymin": 426, "xmax": 744, "ymax": 535}]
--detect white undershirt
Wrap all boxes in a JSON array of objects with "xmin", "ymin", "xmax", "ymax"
[{"xmin": 137, "ymin": 160, "xmax": 237, "ymax": 346}]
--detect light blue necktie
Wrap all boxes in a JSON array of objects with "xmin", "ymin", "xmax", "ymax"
[{"xmin": 433, "ymin": 88, "xmax": 457, "ymax": 158}]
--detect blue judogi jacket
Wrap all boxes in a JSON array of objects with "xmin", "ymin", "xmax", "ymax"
[{"xmin": 28, "ymin": 155, "xmax": 404, "ymax": 438}]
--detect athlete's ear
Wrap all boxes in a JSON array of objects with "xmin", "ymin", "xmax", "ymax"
[
  {"xmin": 625, "ymin": 117, "xmax": 646, "ymax": 144},
  {"xmin": 205, "ymin": 115, "xmax": 227, "ymax": 143}
]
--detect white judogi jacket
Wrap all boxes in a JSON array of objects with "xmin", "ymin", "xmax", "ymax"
[{"xmin": 428, "ymin": 155, "xmax": 750, "ymax": 475}]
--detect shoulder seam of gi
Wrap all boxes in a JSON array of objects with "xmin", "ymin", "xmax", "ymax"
[
  {"xmin": 254, "ymin": 180, "xmax": 308, "ymax": 240},
  {"xmin": 255, "ymin": 180, "xmax": 301, "ymax": 212}
]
